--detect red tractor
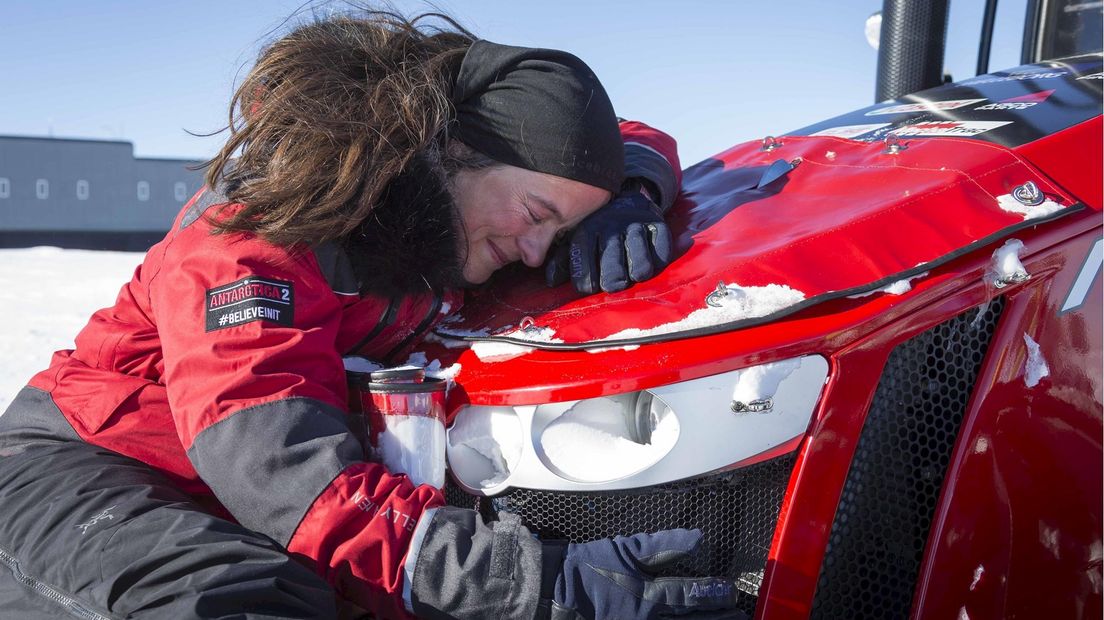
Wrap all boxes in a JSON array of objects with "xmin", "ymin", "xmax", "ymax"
[{"xmin": 418, "ymin": 1, "xmax": 1103, "ymax": 617}]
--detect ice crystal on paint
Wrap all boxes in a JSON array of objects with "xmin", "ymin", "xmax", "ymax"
[
  {"xmin": 971, "ymin": 300, "xmax": 992, "ymax": 329},
  {"xmin": 969, "ymin": 565, "xmax": 985, "ymax": 591},
  {"xmin": 1022, "ymin": 333, "xmax": 1050, "ymax": 388}
]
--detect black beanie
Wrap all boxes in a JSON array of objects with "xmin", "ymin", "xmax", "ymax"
[{"xmin": 451, "ymin": 40, "xmax": 624, "ymax": 193}]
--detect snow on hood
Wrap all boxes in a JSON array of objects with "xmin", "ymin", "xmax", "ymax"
[
  {"xmin": 402, "ymin": 352, "xmax": 462, "ymax": 386},
  {"xmin": 847, "ymin": 271, "xmax": 929, "ymax": 298},
  {"xmin": 471, "ymin": 326, "xmax": 562, "ymax": 362},
  {"xmin": 996, "ymin": 194, "xmax": 1065, "ymax": 220},
  {"xmin": 598, "ymin": 283, "xmax": 805, "ymax": 342}
]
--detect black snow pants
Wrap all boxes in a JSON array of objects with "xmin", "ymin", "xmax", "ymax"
[{"xmin": 0, "ymin": 387, "xmax": 338, "ymax": 619}]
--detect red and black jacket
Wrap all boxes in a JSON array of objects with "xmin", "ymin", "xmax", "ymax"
[{"xmin": 20, "ymin": 120, "xmax": 680, "ymax": 618}]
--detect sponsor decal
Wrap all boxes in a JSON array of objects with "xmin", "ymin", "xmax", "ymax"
[
  {"xmin": 975, "ymin": 89, "xmax": 1055, "ymax": 111},
  {"xmin": 1060, "ymin": 238, "xmax": 1103, "ymax": 314},
  {"xmin": 1077, "ymin": 72, "xmax": 1103, "ymax": 80},
  {"xmin": 205, "ymin": 276, "xmax": 294, "ymax": 331},
  {"xmin": 865, "ymin": 98, "xmax": 986, "ymax": 116},
  {"xmin": 810, "ymin": 123, "xmax": 891, "ymax": 138},
  {"xmin": 887, "ymin": 120, "xmax": 1013, "ymax": 137},
  {"xmin": 959, "ymin": 70, "xmax": 1069, "ymax": 86}
]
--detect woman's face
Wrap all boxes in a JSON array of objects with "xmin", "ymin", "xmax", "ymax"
[{"xmin": 450, "ymin": 164, "xmax": 612, "ymax": 285}]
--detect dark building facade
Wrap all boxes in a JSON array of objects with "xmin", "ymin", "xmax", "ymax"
[{"xmin": 0, "ymin": 135, "xmax": 204, "ymax": 250}]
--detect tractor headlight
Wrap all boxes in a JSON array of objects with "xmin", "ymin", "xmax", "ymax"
[{"xmin": 447, "ymin": 354, "xmax": 828, "ymax": 494}]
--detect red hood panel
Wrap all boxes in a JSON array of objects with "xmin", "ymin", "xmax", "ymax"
[{"xmin": 441, "ymin": 134, "xmax": 1080, "ymax": 348}]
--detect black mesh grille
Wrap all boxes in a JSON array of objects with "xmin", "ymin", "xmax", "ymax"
[
  {"xmin": 444, "ymin": 454, "xmax": 796, "ymax": 616},
  {"xmin": 811, "ymin": 298, "xmax": 1005, "ymax": 619}
]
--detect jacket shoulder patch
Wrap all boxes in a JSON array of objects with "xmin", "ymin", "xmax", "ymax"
[{"xmin": 205, "ymin": 277, "xmax": 294, "ymax": 331}]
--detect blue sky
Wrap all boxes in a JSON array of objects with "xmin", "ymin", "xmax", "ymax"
[{"xmin": 1, "ymin": 1, "xmax": 1028, "ymax": 165}]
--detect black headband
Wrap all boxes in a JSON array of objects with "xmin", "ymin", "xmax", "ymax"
[{"xmin": 451, "ymin": 40, "xmax": 624, "ymax": 193}]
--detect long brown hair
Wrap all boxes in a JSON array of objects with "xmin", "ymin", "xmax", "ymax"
[{"xmin": 203, "ymin": 9, "xmax": 476, "ymax": 247}]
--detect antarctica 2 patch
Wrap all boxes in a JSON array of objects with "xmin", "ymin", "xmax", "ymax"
[{"xmin": 205, "ymin": 277, "xmax": 294, "ymax": 332}]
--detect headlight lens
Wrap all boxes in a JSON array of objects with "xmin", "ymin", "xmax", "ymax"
[
  {"xmin": 447, "ymin": 406, "xmax": 523, "ymax": 487},
  {"xmin": 447, "ymin": 354, "xmax": 828, "ymax": 494},
  {"xmin": 537, "ymin": 392, "xmax": 680, "ymax": 483}
]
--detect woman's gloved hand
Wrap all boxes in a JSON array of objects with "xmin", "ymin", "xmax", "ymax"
[
  {"xmin": 544, "ymin": 528, "xmax": 743, "ymax": 620},
  {"xmin": 545, "ymin": 183, "xmax": 673, "ymax": 295}
]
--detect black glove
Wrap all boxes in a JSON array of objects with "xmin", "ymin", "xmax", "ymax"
[
  {"xmin": 545, "ymin": 528, "xmax": 742, "ymax": 620},
  {"xmin": 545, "ymin": 185, "xmax": 673, "ymax": 295}
]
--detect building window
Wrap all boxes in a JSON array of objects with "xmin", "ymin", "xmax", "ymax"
[
  {"xmin": 174, "ymin": 182, "xmax": 188, "ymax": 202},
  {"xmin": 137, "ymin": 181, "xmax": 150, "ymax": 202},
  {"xmin": 0, "ymin": 178, "xmax": 9, "ymax": 199},
  {"xmin": 76, "ymin": 180, "xmax": 90, "ymax": 200},
  {"xmin": 36, "ymin": 179, "xmax": 49, "ymax": 200}
]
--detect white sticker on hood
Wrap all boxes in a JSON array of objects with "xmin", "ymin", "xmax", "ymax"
[
  {"xmin": 865, "ymin": 98, "xmax": 987, "ymax": 116},
  {"xmin": 810, "ymin": 123, "xmax": 891, "ymax": 138},
  {"xmin": 888, "ymin": 120, "xmax": 1012, "ymax": 137}
]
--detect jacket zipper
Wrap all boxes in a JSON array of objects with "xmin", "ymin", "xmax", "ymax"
[
  {"xmin": 0, "ymin": 544, "xmax": 114, "ymax": 620},
  {"xmin": 348, "ymin": 294, "xmax": 400, "ymax": 356},
  {"xmin": 384, "ymin": 289, "xmax": 443, "ymax": 363}
]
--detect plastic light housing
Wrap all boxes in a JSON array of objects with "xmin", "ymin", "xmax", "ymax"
[{"xmin": 446, "ymin": 354, "xmax": 829, "ymax": 495}]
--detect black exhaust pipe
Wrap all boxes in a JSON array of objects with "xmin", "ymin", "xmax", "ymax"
[{"xmin": 875, "ymin": 0, "xmax": 951, "ymax": 102}]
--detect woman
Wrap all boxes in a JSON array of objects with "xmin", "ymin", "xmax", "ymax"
[{"xmin": 0, "ymin": 10, "xmax": 735, "ymax": 620}]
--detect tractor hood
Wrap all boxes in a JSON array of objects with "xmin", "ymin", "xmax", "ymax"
[{"xmin": 434, "ymin": 56, "xmax": 1098, "ymax": 352}]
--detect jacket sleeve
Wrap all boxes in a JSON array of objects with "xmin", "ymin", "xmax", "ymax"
[
  {"xmin": 150, "ymin": 222, "xmax": 441, "ymax": 619},
  {"xmin": 619, "ymin": 119, "xmax": 682, "ymax": 211}
]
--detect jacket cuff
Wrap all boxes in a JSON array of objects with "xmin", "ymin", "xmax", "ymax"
[
  {"xmin": 623, "ymin": 141, "xmax": 679, "ymax": 212},
  {"xmin": 408, "ymin": 507, "xmax": 545, "ymax": 619},
  {"xmin": 402, "ymin": 507, "xmax": 438, "ymax": 613}
]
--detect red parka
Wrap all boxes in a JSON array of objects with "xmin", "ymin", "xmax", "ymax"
[{"xmin": 23, "ymin": 120, "xmax": 680, "ymax": 618}]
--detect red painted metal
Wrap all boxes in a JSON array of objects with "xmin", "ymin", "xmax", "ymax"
[
  {"xmin": 911, "ymin": 227, "xmax": 1103, "ymax": 620},
  {"xmin": 755, "ymin": 209, "xmax": 1102, "ymax": 619},
  {"xmin": 421, "ymin": 60, "xmax": 1103, "ymax": 619},
  {"xmin": 441, "ymin": 135, "xmax": 1079, "ymax": 347},
  {"xmin": 1014, "ymin": 115, "xmax": 1104, "ymax": 211}
]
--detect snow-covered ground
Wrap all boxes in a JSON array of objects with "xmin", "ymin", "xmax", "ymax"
[{"xmin": 0, "ymin": 247, "xmax": 145, "ymax": 413}]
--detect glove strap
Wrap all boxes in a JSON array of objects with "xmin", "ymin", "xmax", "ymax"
[{"xmin": 536, "ymin": 540, "xmax": 568, "ymax": 620}]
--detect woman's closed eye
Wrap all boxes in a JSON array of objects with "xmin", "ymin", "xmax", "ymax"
[{"xmin": 526, "ymin": 206, "xmax": 545, "ymax": 225}]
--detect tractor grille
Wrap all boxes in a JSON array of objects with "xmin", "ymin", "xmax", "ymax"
[
  {"xmin": 444, "ymin": 453, "xmax": 797, "ymax": 616},
  {"xmin": 810, "ymin": 298, "xmax": 1005, "ymax": 619}
]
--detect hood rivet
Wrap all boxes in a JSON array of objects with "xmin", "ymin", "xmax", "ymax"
[
  {"xmin": 1012, "ymin": 181, "xmax": 1045, "ymax": 207},
  {"xmin": 882, "ymin": 134, "xmax": 907, "ymax": 154}
]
